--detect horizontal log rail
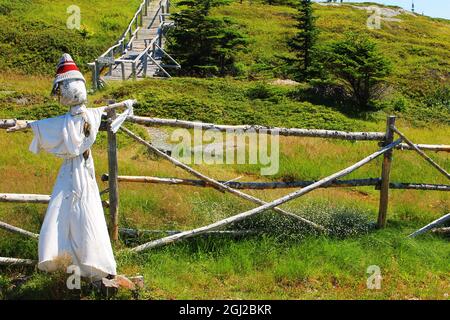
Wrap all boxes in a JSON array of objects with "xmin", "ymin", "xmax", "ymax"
[
  {"xmin": 0, "ymin": 257, "xmax": 36, "ymax": 266},
  {"xmin": 0, "ymin": 193, "xmax": 111, "ymax": 204},
  {"xmin": 102, "ymin": 174, "xmax": 450, "ymax": 191},
  {"xmin": 3, "ymin": 116, "xmax": 445, "ymax": 151},
  {"xmin": 127, "ymin": 116, "xmax": 386, "ymax": 141},
  {"xmin": 394, "ymin": 143, "xmax": 450, "ymax": 153},
  {"xmin": 0, "ymin": 193, "xmax": 50, "ymax": 203},
  {"xmin": 376, "ymin": 182, "xmax": 450, "ymax": 191},
  {"xmin": 431, "ymin": 227, "xmax": 450, "ymax": 235}
]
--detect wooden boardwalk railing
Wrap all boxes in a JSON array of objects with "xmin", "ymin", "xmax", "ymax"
[{"xmin": 89, "ymin": 0, "xmax": 180, "ymax": 90}]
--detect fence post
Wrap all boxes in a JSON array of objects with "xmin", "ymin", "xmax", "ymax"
[
  {"xmin": 132, "ymin": 62, "xmax": 137, "ymax": 80},
  {"xmin": 107, "ymin": 108, "xmax": 119, "ymax": 241},
  {"xmin": 377, "ymin": 115, "xmax": 396, "ymax": 228},
  {"xmin": 93, "ymin": 60, "xmax": 99, "ymax": 90}
]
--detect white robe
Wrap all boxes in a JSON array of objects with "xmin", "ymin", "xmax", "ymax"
[{"xmin": 29, "ymin": 105, "xmax": 119, "ymax": 280}]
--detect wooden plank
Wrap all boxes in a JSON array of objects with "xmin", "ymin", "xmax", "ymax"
[
  {"xmin": 131, "ymin": 138, "xmax": 402, "ymax": 252},
  {"xmin": 120, "ymin": 126, "xmax": 326, "ymax": 232},
  {"xmin": 377, "ymin": 116, "xmax": 396, "ymax": 228},
  {"xmin": 392, "ymin": 127, "xmax": 450, "ymax": 180},
  {"xmin": 107, "ymin": 109, "xmax": 120, "ymax": 242},
  {"xmin": 408, "ymin": 212, "xmax": 450, "ymax": 238},
  {"xmin": 0, "ymin": 221, "xmax": 39, "ymax": 239},
  {"xmin": 127, "ymin": 116, "xmax": 386, "ymax": 141}
]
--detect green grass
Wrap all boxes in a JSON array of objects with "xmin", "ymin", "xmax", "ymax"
[
  {"xmin": 2, "ymin": 230, "xmax": 449, "ymax": 299},
  {"xmin": 0, "ymin": 0, "xmax": 141, "ymax": 75}
]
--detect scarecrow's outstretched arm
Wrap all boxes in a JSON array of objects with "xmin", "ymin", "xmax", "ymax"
[
  {"xmin": 103, "ymin": 99, "xmax": 136, "ymax": 113},
  {"xmin": 6, "ymin": 120, "xmax": 34, "ymax": 133}
]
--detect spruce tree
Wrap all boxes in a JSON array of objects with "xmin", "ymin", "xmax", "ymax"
[
  {"xmin": 325, "ymin": 32, "xmax": 391, "ymax": 110},
  {"xmin": 288, "ymin": 0, "xmax": 318, "ymax": 80},
  {"xmin": 166, "ymin": 0, "xmax": 247, "ymax": 77}
]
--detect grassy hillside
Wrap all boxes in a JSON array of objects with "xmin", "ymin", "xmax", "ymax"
[
  {"xmin": 0, "ymin": 1, "xmax": 449, "ymax": 299},
  {"xmin": 1, "ymin": 1, "xmax": 449, "ymax": 125},
  {"xmin": 0, "ymin": 0, "xmax": 141, "ymax": 75}
]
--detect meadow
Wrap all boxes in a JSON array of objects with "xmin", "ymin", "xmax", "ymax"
[{"xmin": 0, "ymin": 0, "xmax": 448, "ymax": 299}]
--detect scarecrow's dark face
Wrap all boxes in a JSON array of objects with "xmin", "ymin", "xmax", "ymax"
[{"xmin": 55, "ymin": 79, "xmax": 87, "ymax": 106}]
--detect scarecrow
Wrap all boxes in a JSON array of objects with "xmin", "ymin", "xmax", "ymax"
[{"xmin": 7, "ymin": 54, "xmax": 134, "ymax": 283}]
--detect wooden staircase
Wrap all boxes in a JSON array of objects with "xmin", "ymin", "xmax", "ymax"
[{"xmin": 90, "ymin": 0, "xmax": 179, "ymax": 89}]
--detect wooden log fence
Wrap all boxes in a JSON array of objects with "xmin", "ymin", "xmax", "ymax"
[
  {"xmin": 131, "ymin": 138, "xmax": 403, "ymax": 252},
  {"xmin": 119, "ymin": 126, "xmax": 327, "ymax": 232},
  {"xmin": 101, "ymin": 174, "xmax": 450, "ymax": 191},
  {"xmin": 1, "ymin": 112, "xmax": 449, "ymax": 255}
]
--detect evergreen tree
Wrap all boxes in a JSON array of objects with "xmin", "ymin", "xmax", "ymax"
[
  {"xmin": 166, "ymin": 0, "xmax": 247, "ymax": 77},
  {"xmin": 288, "ymin": 0, "xmax": 318, "ymax": 80},
  {"xmin": 325, "ymin": 32, "xmax": 391, "ymax": 110}
]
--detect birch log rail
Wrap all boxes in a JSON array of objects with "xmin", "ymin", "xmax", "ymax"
[
  {"xmin": 0, "ymin": 221, "xmax": 39, "ymax": 239},
  {"xmin": 119, "ymin": 126, "xmax": 327, "ymax": 232},
  {"xmin": 0, "ymin": 257, "xmax": 36, "ymax": 266},
  {"xmin": 102, "ymin": 174, "xmax": 450, "ymax": 191},
  {"xmin": 431, "ymin": 227, "xmax": 450, "ymax": 235},
  {"xmin": 131, "ymin": 138, "xmax": 402, "ymax": 252},
  {"xmin": 127, "ymin": 116, "xmax": 386, "ymax": 141},
  {"xmin": 0, "ymin": 193, "xmax": 50, "ymax": 204},
  {"xmin": 1, "ymin": 111, "xmax": 449, "ymax": 257},
  {"xmin": 394, "ymin": 143, "xmax": 450, "ymax": 153}
]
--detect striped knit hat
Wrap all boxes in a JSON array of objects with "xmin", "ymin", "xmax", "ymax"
[{"xmin": 51, "ymin": 53, "xmax": 85, "ymax": 95}]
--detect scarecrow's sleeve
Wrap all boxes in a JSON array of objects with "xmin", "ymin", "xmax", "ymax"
[
  {"xmin": 89, "ymin": 106, "xmax": 107, "ymax": 131},
  {"xmin": 29, "ymin": 116, "xmax": 65, "ymax": 154}
]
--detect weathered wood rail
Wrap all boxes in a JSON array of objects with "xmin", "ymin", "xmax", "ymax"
[
  {"xmin": 0, "ymin": 110, "xmax": 449, "ymax": 258},
  {"xmin": 127, "ymin": 116, "xmax": 387, "ymax": 140},
  {"xmin": 101, "ymin": 174, "xmax": 450, "ymax": 191},
  {"xmin": 0, "ymin": 257, "xmax": 36, "ymax": 266}
]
